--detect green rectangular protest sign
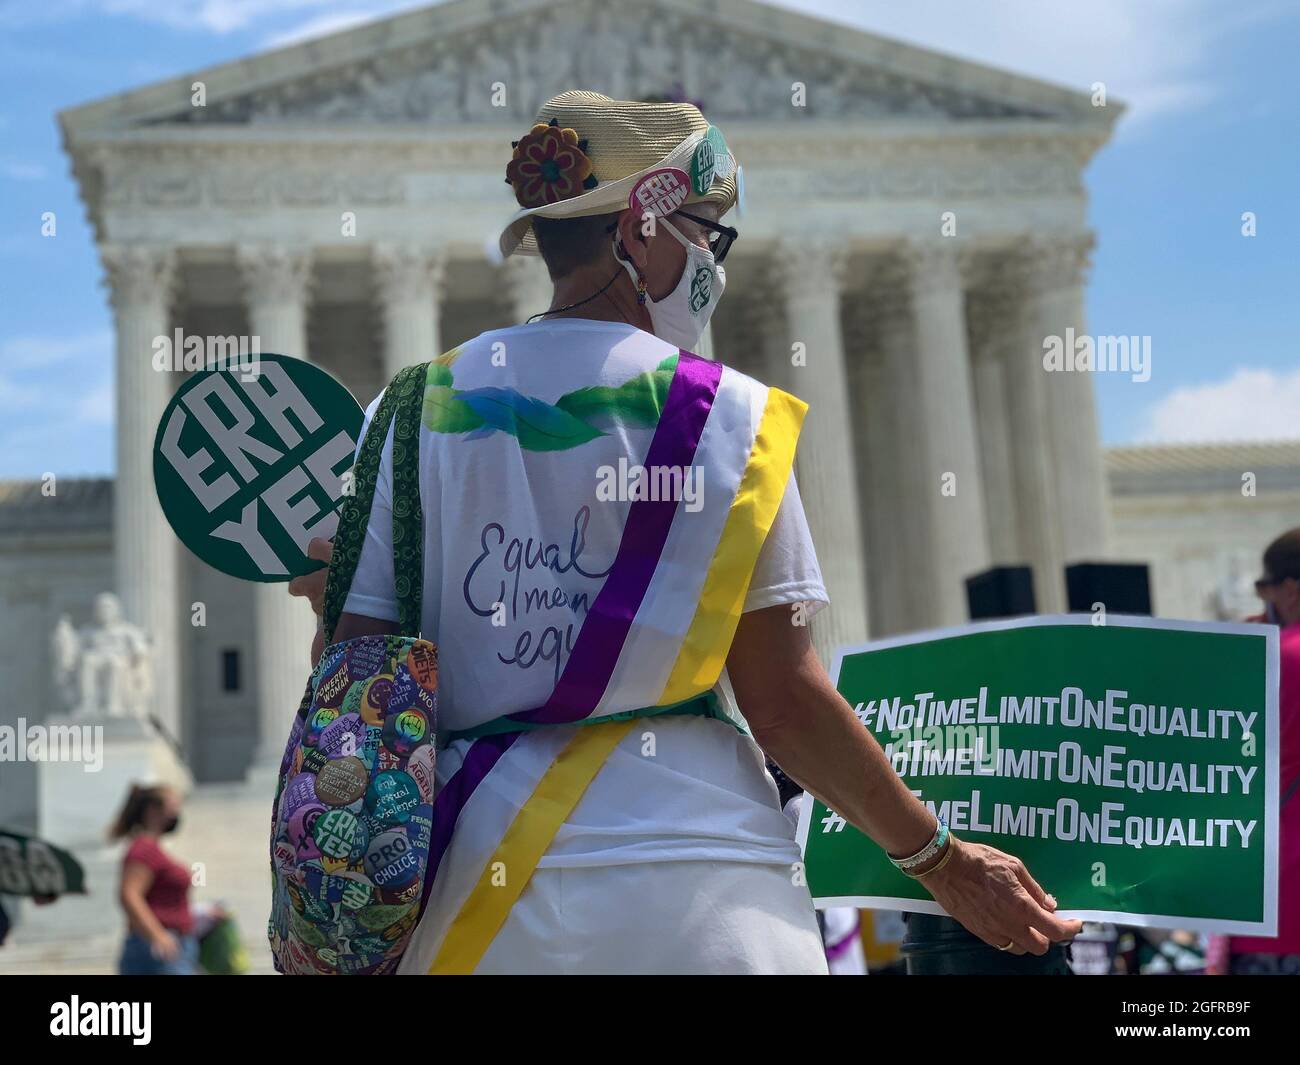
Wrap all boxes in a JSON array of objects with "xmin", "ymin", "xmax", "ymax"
[{"xmin": 797, "ymin": 615, "xmax": 1280, "ymax": 935}]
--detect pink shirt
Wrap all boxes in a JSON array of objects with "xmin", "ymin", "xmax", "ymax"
[
  {"xmin": 123, "ymin": 835, "xmax": 193, "ymax": 936},
  {"xmin": 1231, "ymin": 620, "xmax": 1300, "ymax": 955}
]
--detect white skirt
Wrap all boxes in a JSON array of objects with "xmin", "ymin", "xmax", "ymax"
[
  {"xmin": 397, "ymin": 719, "xmax": 830, "ymax": 974},
  {"xmin": 475, "ymin": 858, "xmax": 829, "ymax": 975}
]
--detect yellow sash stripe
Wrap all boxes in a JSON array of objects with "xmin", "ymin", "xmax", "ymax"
[
  {"xmin": 658, "ymin": 387, "xmax": 807, "ymax": 705},
  {"xmin": 427, "ymin": 719, "xmax": 636, "ymax": 974}
]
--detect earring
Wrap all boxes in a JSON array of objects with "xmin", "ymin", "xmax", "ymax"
[{"xmin": 615, "ymin": 238, "xmax": 649, "ymax": 304}]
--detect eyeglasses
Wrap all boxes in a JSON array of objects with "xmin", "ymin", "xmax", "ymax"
[
  {"xmin": 608, "ymin": 210, "xmax": 740, "ymax": 263},
  {"xmin": 674, "ymin": 209, "xmax": 739, "ymax": 264}
]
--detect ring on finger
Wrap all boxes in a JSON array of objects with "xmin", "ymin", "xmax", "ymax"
[{"xmin": 996, "ymin": 939, "xmax": 1015, "ymax": 951}]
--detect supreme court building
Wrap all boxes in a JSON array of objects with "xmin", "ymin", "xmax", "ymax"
[{"xmin": 33, "ymin": 0, "xmax": 1127, "ymax": 787}]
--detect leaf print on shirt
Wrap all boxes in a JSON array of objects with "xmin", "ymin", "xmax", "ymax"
[
  {"xmin": 420, "ymin": 352, "xmax": 680, "ymax": 452},
  {"xmin": 458, "ymin": 387, "xmax": 604, "ymax": 451},
  {"xmin": 423, "ymin": 383, "xmax": 485, "ymax": 435},
  {"xmin": 554, "ymin": 356, "xmax": 675, "ymax": 429}
]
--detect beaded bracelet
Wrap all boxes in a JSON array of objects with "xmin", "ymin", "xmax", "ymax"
[
  {"xmin": 889, "ymin": 816, "xmax": 949, "ymax": 874},
  {"xmin": 911, "ymin": 837, "xmax": 956, "ymax": 880}
]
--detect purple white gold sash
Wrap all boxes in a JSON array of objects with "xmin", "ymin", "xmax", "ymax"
[{"xmin": 406, "ymin": 351, "xmax": 806, "ymax": 974}]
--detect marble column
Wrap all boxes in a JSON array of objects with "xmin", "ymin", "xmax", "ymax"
[
  {"xmin": 712, "ymin": 283, "xmax": 767, "ymax": 381},
  {"xmin": 374, "ymin": 244, "xmax": 445, "ymax": 379},
  {"xmin": 996, "ymin": 257, "xmax": 1066, "ymax": 612},
  {"xmin": 773, "ymin": 239, "xmax": 871, "ymax": 663},
  {"xmin": 848, "ymin": 271, "xmax": 918, "ymax": 636},
  {"xmin": 1024, "ymin": 233, "xmax": 1112, "ymax": 566},
  {"xmin": 500, "ymin": 255, "xmax": 554, "ymax": 327},
  {"xmin": 966, "ymin": 288, "xmax": 1021, "ymax": 566},
  {"xmin": 751, "ymin": 268, "xmax": 793, "ymax": 392},
  {"xmin": 236, "ymin": 244, "xmax": 321, "ymax": 770},
  {"xmin": 102, "ymin": 244, "xmax": 183, "ymax": 742},
  {"xmin": 900, "ymin": 240, "xmax": 991, "ymax": 627}
]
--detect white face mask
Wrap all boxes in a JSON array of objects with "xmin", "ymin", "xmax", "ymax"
[{"xmin": 615, "ymin": 216, "xmax": 726, "ymax": 352}]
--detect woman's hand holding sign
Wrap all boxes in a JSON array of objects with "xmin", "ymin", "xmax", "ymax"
[
  {"xmin": 288, "ymin": 537, "xmax": 333, "ymax": 666},
  {"xmin": 912, "ymin": 837, "xmax": 1080, "ymax": 955},
  {"xmin": 726, "ymin": 604, "xmax": 1080, "ymax": 956},
  {"xmin": 289, "ymin": 536, "xmax": 400, "ymax": 667}
]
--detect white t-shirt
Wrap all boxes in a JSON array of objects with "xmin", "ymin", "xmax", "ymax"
[
  {"xmin": 344, "ymin": 319, "xmax": 827, "ymax": 730},
  {"xmin": 342, "ymin": 320, "xmax": 828, "ymax": 868}
]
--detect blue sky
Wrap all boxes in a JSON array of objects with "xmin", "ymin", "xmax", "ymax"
[{"xmin": 1, "ymin": 0, "xmax": 1296, "ymax": 478}]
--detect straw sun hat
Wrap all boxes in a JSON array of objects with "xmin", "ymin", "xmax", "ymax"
[{"xmin": 498, "ymin": 90, "xmax": 740, "ymax": 259}]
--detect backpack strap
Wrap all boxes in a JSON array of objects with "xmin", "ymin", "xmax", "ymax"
[
  {"xmin": 389, "ymin": 362, "xmax": 426, "ymax": 638},
  {"xmin": 321, "ymin": 362, "xmax": 428, "ymax": 645}
]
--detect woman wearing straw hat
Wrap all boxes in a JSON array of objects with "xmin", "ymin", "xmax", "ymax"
[{"xmin": 291, "ymin": 91, "xmax": 1079, "ymax": 974}]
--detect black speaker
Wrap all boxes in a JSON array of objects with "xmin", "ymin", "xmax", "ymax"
[
  {"xmin": 1064, "ymin": 562, "xmax": 1152, "ymax": 616},
  {"xmin": 965, "ymin": 565, "xmax": 1037, "ymax": 621}
]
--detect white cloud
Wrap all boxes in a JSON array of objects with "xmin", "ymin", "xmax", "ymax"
[
  {"xmin": 262, "ymin": 10, "xmax": 377, "ymax": 49},
  {"xmin": 785, "ymin": 0, "xmax": 1290, "ymax": 131},
  {"xmin": 1, "ymin": 328, "xmax": 112, "ymax": 369},
  {"xmin": 2, "ymin": 160, "xmax": 47, "ymax": 181},
  {"xmin": 0, "ymin": 0, "xmax": 414, "ymax": 33},
  {"xmin": 0, "ymin": 375, "xmax": 44, "ymax": 410},
  {"xmin": 1138, "ymin": 367, "xmax": 1300, "ymax": 443},
  {"xmin": 1115, "ymin": 80, "xmax": 1218, "ymax": 132},
  {"xmin": 102, "ymin": 0, "xmax": 334, "ymax": 34},
  {"xmin": 0, "ymin": 330, "xmax": 114, "ymax": 449},
  {"xmin": 0, "ymin": 415, "xmax": 113, "ymax": 478},
  {"xmin": 74, "ymin": 381, "xmax": 114, "ymax": 425}
]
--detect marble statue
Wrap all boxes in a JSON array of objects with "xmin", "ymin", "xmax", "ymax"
[
  {"xmin": 53, "ymin": 593, "xmax": 154, "ymax": 720},
  {"xmin": 1212, "ymin": 552, "xmax": 1261, "ymax": 622}
]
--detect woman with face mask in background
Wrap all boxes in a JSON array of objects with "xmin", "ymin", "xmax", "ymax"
[
  {"xmin": 289, "ymin": 92, "xmax": 1076, "ymax": 974},
  {"xmin": 110, "ymin": 784, "xmax": 198, "ymax": 975}
]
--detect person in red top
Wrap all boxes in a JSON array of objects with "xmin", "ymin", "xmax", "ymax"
[
  {"xmin": 1211, "ymin": 529, "xmax": 1300, "ymax": 974},
  {"xmin": 110, "ymin": 784, "xmax": 198, "ymax": 975}
]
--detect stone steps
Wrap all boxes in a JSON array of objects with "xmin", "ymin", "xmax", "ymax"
[{"xmin": 0, "ymin": 933, "xmax": 120, "ymax": 975}]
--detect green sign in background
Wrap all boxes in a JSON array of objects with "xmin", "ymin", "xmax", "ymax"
[
  {"xmin": 153, "ymin": 353, "xmax": 365, "ymax": 583},
  {"xmin": 801, "ymin": 617, "xmax": 1278, "ymax": 934},
  {"xmin": 0, "ymin": 830, "xmax": 86, "ymax": 897}
]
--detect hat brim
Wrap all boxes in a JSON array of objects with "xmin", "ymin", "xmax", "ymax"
[{"xmin": 498, "ymin": 130, "xmax": 735, "ymax": 259}]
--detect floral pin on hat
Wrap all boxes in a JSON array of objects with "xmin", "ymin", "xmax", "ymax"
[
  {"xmin": 497, "ymin": 90, "xmax": 739, "ymax": 260},
  {"xmin": 505, "ymin": 118, "xmax": 599, "ymax": 208}
]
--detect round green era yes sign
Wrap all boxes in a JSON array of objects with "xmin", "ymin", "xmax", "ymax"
[{"xmin": 153, "ymin": 353, "xmax": 365, "ymax": 582}]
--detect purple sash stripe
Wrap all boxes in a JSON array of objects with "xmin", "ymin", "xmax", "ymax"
[
  {"xmin": 825, "ymin": 922, "xmax": 861, "ymax": 962},
  {"xmin": 417, "ymin": 353, "xmax": 721, "ymax": 920},
  {"xmin": 419, "ymin": 730, "xmax": 520, "ymax": 917},
  {"xmin": 510, "ymin": 351, "xmax": 722, "ymax": 725}
]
